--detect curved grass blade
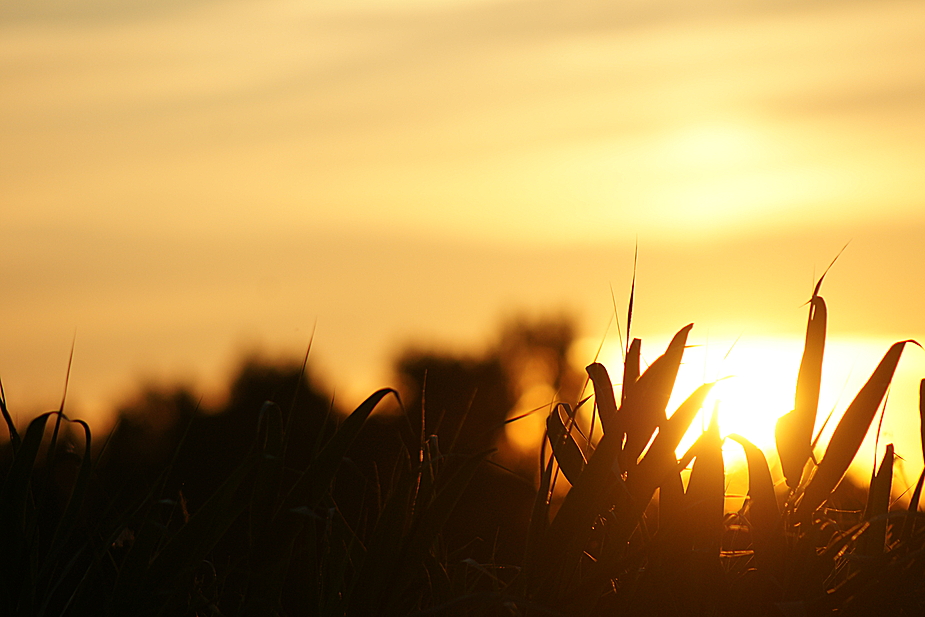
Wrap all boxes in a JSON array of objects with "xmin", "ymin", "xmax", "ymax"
[
  {"xmin": 546, "ymin": 404, "xmax": 587, "ymax": 485},
  {"xmin": 728, "ymin": 434, "xmax": 779, "ymax": 535},
  {"xmin": 0, "ymin": 412, "xmax": 53, "ymax": 538},
  {"xmin": 44, "ymin": 418, "xmax": 92, "ymax": 562},
  {"xmin": 622, "ymin": 338, "xmax": 641, "ymax": 407},
  {"xmin": 797, "ymin": 341, "xmax": 914, "ymax": 521},
  {"xmin": 587, "ymin": 363, "xmax": 618, "ymax": 439},
  {"xmin": 859, "ymin": 443, "xmax": 893, "ymax": 555},
  {"xmin": 776, "ymin": 296, "xmax": 826, "ymax": 489},
  {"xmin": 728, "ymin": 433, "xmax": 784, "ymax": 573},
  {"xmin": 621, "ymin": 324, "xmax": 693, "ymax": 467},
  {"xmin": 627, "ymin": 383, "xmax": 714, "ymax": 509},
  {"xmin": 0, "ymin": 378, "xmax": 20, "ymax": 450},
  {"xmin": 530, "ymin": 365, "xmax": 629, "ymax": 597},
  {"xmin": 684, "ymin": 406, "xmax": 724, "ymax": 555},
  {"xmin": 920, "ymin": 379, "xmax": 925, "ymax": 464},
  {"xmin": 287, "ymin": 388, "xmax": 399, "ymax": 510},
  {"xmin": 901, "ymin": 468, "xmax": 925, "ymax": 544}
]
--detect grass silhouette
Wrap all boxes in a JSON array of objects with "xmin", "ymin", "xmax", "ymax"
[{"xmin": 1, "ymin": 275, "xmax": 924, "ymax": 616}]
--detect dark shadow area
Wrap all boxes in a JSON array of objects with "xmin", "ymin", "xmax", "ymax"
[{"xmin": 0, "ymin": 315, "xmax": 578, "ymax": 615}]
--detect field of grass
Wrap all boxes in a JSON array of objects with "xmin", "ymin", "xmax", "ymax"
[{"xmin": 1, "ymin": 274, "xmax": 924, "ymax": 616}]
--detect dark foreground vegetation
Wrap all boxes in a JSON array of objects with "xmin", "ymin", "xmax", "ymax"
[{"xmin": 2, "ymin": 280, "xmax": 924, "ymax": 616}]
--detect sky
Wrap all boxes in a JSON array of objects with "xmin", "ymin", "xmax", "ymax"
[{"xmin": 2, "ymin": 0, "xmax": 924, "ymax": 481}]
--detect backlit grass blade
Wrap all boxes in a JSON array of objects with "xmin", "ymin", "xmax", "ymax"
[
  {"xmin": 920, "ymin": 379, "xmax": 925, "ymax": 463},
  {"xmin": 728, "ymin": 434, "xmax": 779, "ymax": 535},
  {"xmin": 622, "ymin": 338, "xmax": 641, "ymax": 406},
  {"xmin": 684, "ymin": 406, "xmax": 724, "ymax": 555},
  {"xmin": 797, "ymin": 341, "xmax": 914, "ymax": 521},
  {"xmin": 627, "ymin": 383, "xmax": 714, "ymax": 509},
  {"xmin": 776, "ymin": 295, "xmax": 826, "ymax": 489},
  {"xmin": 901, "ymin": 468, "xmax": 924, "ymax": 544},
  {"xmin": 587, "ymin": 362, "xmax": 618, "ymax": 439},
  {"xmin": 0, "ymin": 378, "xmax": 20, "ymax": 450},
  {"xmin": 546, "ymin": 403, "xmax": 587, "ymax": 485},
  {"xmin": 621, "ymin": 324, "xmax": 693, "ymax": 467},
  {"xmin": 530, "ymin": 364, "xmax": 628, "ymax": 597},
  {"xmin": 728, "ymin": 433, "xmax": 784, "ymax": 574},
  {"xmin": 859, "ymin": 443, "xmax": 893, "ymax": 555}
]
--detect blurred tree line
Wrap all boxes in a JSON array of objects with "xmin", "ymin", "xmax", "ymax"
[{"xmin": 80, "ymin": 315, "xmax": 582, "ymax": 606}]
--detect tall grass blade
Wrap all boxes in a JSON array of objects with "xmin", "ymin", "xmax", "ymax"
[
  {"xmin": 44, "ymin": 419, "xmax": 92, "ymax": 563},
  {"xmin": 0, "ymin": 412, "xmax": 52, "ymax": 541},
  {"xmin": 587, "ymin": 363, "xmax": 618, "ymax": 440},
  {"xmin": 288, "ymin": 388, "xmax": 398, "ymax": 510},
  {"xmin": 685, "ymin": 406, "xmax": 724, "ymax": 555},
  {"xmin": 920, "ymin": 379, "xmax": 925, "ymax": 464},
  {"xmin": 859, "ymin": 443, "xmax": 893, "ymax": 555},
  {"xmin": 776, "ymin": 296, "xmax": 826, "ymax": 489},
  {"xmin": 531, "ymin": 365, "xmax": 628, "ymax": 598},
  {"xmin": 622, "ymin": 338, "xmax": 641, "ymax": 407},
  {"xmin": 0, "ymin": 378, "xmax": 20, "ymax": 449},
  {"xmin": 728, "ymin": 434, "xmax": 779, "ymax": 536},
  {"xmin": 901, "ymin": 468, "xmax": 924, "ymax": 543},
  {"xmin": 627, "ymin": 383, "xmax": 714, "ymax": 509},
  {"xmin": 797, "ymin": 341, "xmax": 913, "ymax": 521},
  {"xmin": 0, "ymin": 412, "xmax": 52, "ymax": 613},
  {"xmin": 546, "ymin": 404, "xmax": 587, "ymax": 485},
  {"xmin": 621, "ymin": 324, "xmax": 693, "ymax": 467}
]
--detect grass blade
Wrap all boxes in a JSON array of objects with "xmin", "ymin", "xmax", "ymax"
[
  {"xmin": 546, "ymin": 404, "xmax": 587, "ymax": 485},
  {"xmin": 797, "ymin": 341, "xmax": 914, "ymax": 521},
  {"xmin": 776, "ymin": 296, "xmax": 826, "ymax": 489},
  {"xmin": 622, "ymin": 338, "xmax": 641, "ymax": 407},
  {"xmin": 287, "ymin": 388, "xmax": 398, "ymax": 510},
  {"xmin": 0, "ymin": 378, "xmax": 20, "ymax": 450},
  {"xmin": 627, "ymin": 383, "xmax": 714, "ymax": 509},
  {"xmin": 587, "ymin": 363, "xmax": 618, "ymax": 439},
  {"xmin": 728, "ymin": 434, "xmax": 779, "ymax": 536},
  {"xmin": 859, "ymin": 443, "xmax": 893, "ymax": 555},
  {"xmin": 684, "ymin": 406, "xmax": 724, "ymax": 555},
  {"xmin": 920, "ymin": 379, "xmax": 925, "ymax": 464},
  {"xmin": 621, "ymin": 324, "xmax": 693, "ymax": 468}
]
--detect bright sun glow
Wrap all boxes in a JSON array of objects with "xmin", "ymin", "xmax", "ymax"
[
  {"xmin": 667, "ymin": 336, "xmax": 802, "ymax": 457},
  {"xmin": 588, "ymin": 333, "xmax": 925, "ymax": 494}
]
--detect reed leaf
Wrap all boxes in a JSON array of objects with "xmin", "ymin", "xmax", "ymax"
[
  {"xmin": 901, "ymin": 468, "xmax": 924, "ymax": 544},
  {"xmin": 797, "ymin": 341, "xmax": 913, "ymax": 521},
  {"xmin": 920, "ymin": 379, "xmax": 925, "ymax": 464},
  {"xmin": 627, "ymin": 383, "xmax": 714, "ymax": 510},
  {"xmin": 288, "ymin": 387, "xmax": 398, "ymax": 510},
  {"xmin": 530, "ymin": 365, "xmax": 627, "ymax": 599},
  {"xmin": 0, "ymin": 378, "xmax": 20, "ymax": 450},
  {"xmin": 685, "ymin": 407, "xmax": 724, "ymax": 555},
  {"xmin": 586, "ymin": 363, "xmax": 619, "ymax": 440},
  {"xmin": 728, "ymin": 434, "xmax": 779, "ymax": 537},
  {"xmin": 622, "ymin": 338, "xmax": 641, "ymax": 406},
  {"xmin": 776, "ymin": 295, "xmax": 826, "ymax": 489},
  {"xmin": 546, "ymin": 403, "xmax": 587, "ymax": 485},
  {"xmin": 859, "ymin": 443, "xmax": 893, "ymax": 556},
  {"xmin": 621, "ymin": 324, "xmax": 693, "ymax": 468}
]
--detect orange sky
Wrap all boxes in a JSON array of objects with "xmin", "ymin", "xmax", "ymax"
[{"xmin": 2, "ymin": 0, "xmax": 924, "ymax": 479}]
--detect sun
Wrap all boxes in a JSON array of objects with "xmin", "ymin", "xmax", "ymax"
[{"xmin": 599, "ymin": 334, "xmax": 805, "ymax": 462}]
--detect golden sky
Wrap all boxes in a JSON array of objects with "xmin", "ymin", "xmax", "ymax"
[{"xmin": 2, "ymin": 0, "xmax": 924, "ymax": 478}]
